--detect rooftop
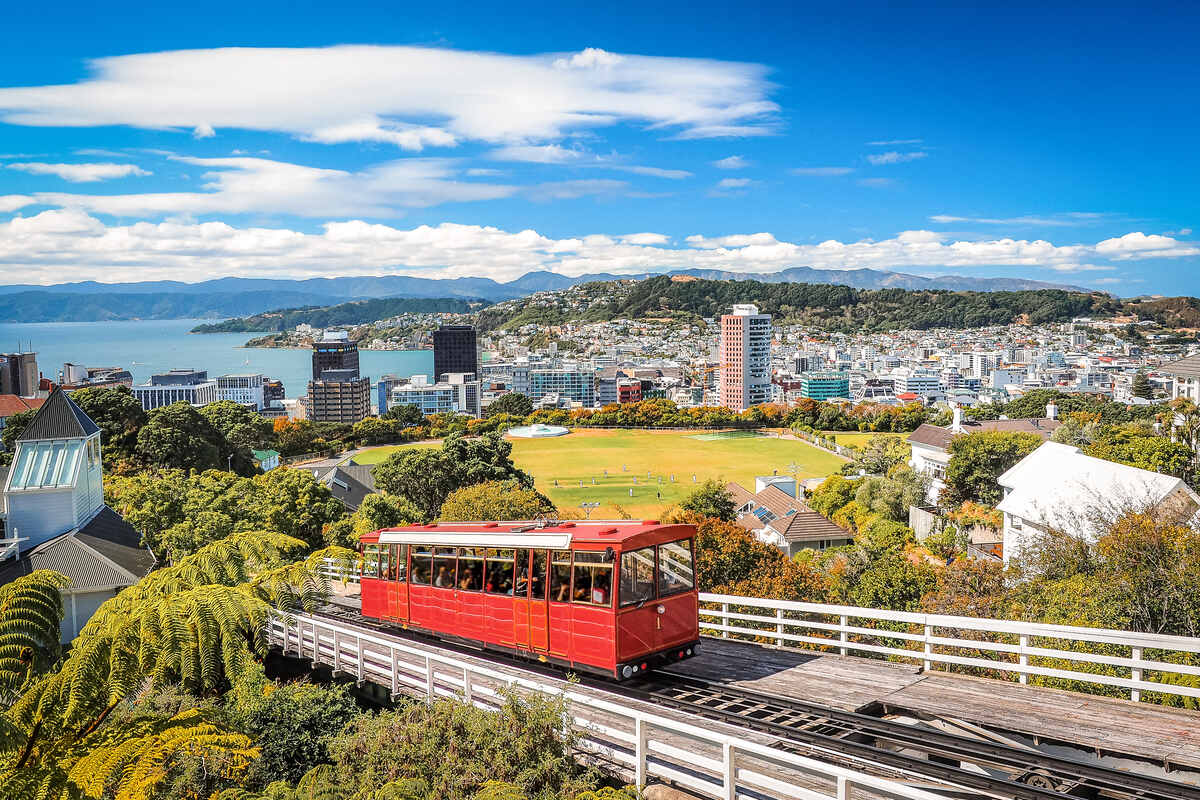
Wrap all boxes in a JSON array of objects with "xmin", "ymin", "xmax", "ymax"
[{"xmin": 16, "ymin": 388, "xmax": 99, "ymax": 442}]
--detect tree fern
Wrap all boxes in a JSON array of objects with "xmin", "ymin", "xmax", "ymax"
[{"xmin": 0, "ymin": 572, "xmax": 69, "ymax": 705}]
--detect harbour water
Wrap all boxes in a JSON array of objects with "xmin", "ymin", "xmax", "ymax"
[{"xmin": 0, "ymin": 319, "xmax": 433, "ymax": 400}]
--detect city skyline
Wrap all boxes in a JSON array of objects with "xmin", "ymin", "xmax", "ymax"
[{"xmin": 0, "ymin": 1, "xmax": 1196, "ymax": 295}]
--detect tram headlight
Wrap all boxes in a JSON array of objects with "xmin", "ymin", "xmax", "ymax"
[{"xmin": 622, "ymin": 665, "xmax": 634, "ymax": 679}]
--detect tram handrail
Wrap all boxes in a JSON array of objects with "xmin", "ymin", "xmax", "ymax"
[
  {"xmin": 269, "ymin": 609, "xmax": 952, "ymax": 800},
  {"xmin": 321, "ymin": 559, "xmax": 1200, "ymax": 703}
]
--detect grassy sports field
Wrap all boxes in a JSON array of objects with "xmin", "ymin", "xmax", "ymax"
[
  {"xmin": 821, "ymin": 431, "xmax": 911, "ymax": 450},
  {"xmin": 351, "ymin": 429, "xmax": 847, "ymax": 517}
]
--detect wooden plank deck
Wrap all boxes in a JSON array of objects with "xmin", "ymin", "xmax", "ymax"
[
  {"xmin": 667, "ymin": 637, "xmax": 923, "ymax": 712},
  {"xmin": 879, "ymin": 671, "xmax": 1200, "ymax": 771}
]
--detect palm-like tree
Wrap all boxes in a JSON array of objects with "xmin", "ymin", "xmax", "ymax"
[{"xmin": 0, "ymin": 531, "xmax": 354, "ymax": 800}]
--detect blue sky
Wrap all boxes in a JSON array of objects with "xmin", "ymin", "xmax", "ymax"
[{"xmin": 0, "ymin": 0, "xmax": 1196, "ymax": 295}]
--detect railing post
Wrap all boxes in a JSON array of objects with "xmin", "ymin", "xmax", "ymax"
[
  {"xmin": 463, "ymin": 666, "xmax": 472, "ymax": 705},
  {"xmin": 839, "ymin": 615, "xmax": 848, "ymax": 656},
  {"xmin": 1018, "ymin": 634, "xmax": 1029, "ymax": 685},
  {"xmin": 332, "ymin": 630, "xmax": 341, "ymax": 675},
  {"xmin": 309, "ymin": 621, "xmax": 318, "ymax": 668},
  {"xmin": 721, "ymin": 603, "xmax": 730, "ymax": 638},
  {"xmin": 837, "ymin": 775, "xmax": 850, "ymax": 800},
  {"xmin": 356, "ymin": 636, "xmax": 364, "ymax": 682},
  {"xmin": 1131, "ymin": 646, "xmax": 1143, "ymax": 702},
  {"xmin": 425, "ymin": 656, "xmax": 435, "ymax": 701},
  {"xmin": 923, "ymin": 623, "xmax": 933, "ymax": 672},
  {"xmin": 390, "ymin": 646, "xmax": 400, "ymax": 697},
  {"xmin": 721, "ymin": 741, "xmax": 736, "ymax": 800},
  {"xmin": 635, "ymin": 717, "xmax": 648, "ymax": 789},
  {"xmin": 775, "ymin": 608, "xmax": 785, "ymax": 647}
]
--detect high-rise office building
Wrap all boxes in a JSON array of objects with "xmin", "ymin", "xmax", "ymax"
[
  {"xmin": 0, "ymin": 352, "xmax": 39, "ymax": 397},
  {"xmin": 308, "ymin": 331, "xmax": 369, "ymax": 423},
  {"xmin": 312, "ymin": 331, "xmax": 360, "ymax": 380},
  {"xmin": 433, "ymin": 325, "xmax": 478, "ymax": 381},
  {"xmin": 718, "ymin": 304, "xmax": 772, "ymax": 412}
]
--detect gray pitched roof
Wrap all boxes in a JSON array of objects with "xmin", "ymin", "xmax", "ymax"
[
  {"xmin": 316, "ymin": 464, "xmax": 376, "ymax": 510},
  {"xmin": 1159, "ymin": 354, "xmax": 1200, "ymax": 379},
  {"xmin": 17, "ymin": 389, "xmax": 99, "ymax": 442},
  {"xmin": 907, "ymin": 418, "xmax": 1061, "ymax": 451},
  {"xmin": 0, "ymin": 506, "xmax": 155, "ymax": 590}
]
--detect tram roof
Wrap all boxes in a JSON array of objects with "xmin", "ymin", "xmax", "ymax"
[{"xmin": 363, "ymin": 520, "xmax": 691, "ymax": 549}]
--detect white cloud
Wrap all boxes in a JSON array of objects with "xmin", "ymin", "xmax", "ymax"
[
  {"xmin": 0, "ymin": 195, "xmax": 33, "ymax": 212},
  {"xmin": 0, "ymin": 45, "xmax": 776, "ymax": 146},
  {"xmin": 192, "ymin": 123, "xmax": 215, "ymax": 139},
  {"xmin": 489, "ymin": 144, "xmax": 691, "ymax": 178},
  {"xmin": 27, "ymin": 155, "xmax": 516, "ymax": 217},
  {"xmin": 866, "ymin": 151, "xmax": 927, "ymax": 165},
  {"xmin": 712, "ymin": 155, "xmax": 750, "ymax": 169},
  {"xmin": 1095, "ymin": 232, "xmax": 1200, "ymax": 258},
  {"xmin": 0, "ymin": 212, "xmax": 1193, "ymax": 285},
  {"xmin": 716, "ymin": 177, "xmax": 752, "ymax": 188},
  {"xmin": 857, "ymin": 177, "xmax": 895, "ymax": 188},
  {"xmin": 790, "ymin": 166, "xmax": 853, "ymax": 176},
  {"xmin": 5, "ymin": 161, "xmax": 151, "ymax": 182},
  {"xmin": 866, "ymin": 139, "xmax": 922, "ymax": 146},
  {"xmin": 930, "ymin": 213, "xmax": 1108, "ymax": 227},
  {"xmin": 1165, "ymin": 227, "xmax": 1193, "ymax": 236},
  {"xmin": 524, "ymin": 179, "xmax": 629, "ymax": 202}
]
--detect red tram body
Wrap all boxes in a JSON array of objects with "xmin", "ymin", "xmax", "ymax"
[{"xmin": 358, "ymin": 520, "xmax": 700, "ymax": 679}]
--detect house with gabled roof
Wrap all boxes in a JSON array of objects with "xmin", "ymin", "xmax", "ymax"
[
  {"xmin": 0, "ymin": 389, "xmax": 155, "ymax": 641},
  {"xmin": 726, "ymin": 477, "xmax": 852, "ymax": 556}
]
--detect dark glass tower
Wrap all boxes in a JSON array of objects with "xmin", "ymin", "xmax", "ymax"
[{"xmin": 432, "ymin": 326, "xmax": 478, "ymax": 381}]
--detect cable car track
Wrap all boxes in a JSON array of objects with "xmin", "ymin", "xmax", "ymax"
[{"xmin": 304, "ymin": 606, "xmax": 1200, "ymax": 800}]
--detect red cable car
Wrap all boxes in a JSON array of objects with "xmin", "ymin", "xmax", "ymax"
[{"xmin": 358, "ymin": 520, "xmax": 700, "ymax": 679}]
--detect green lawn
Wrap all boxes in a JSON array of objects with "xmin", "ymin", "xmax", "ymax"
[
  {"xmin": 822, "ymin": 431, "xmax": 912, "ymax": 450},
  {"xmin": 351, "ymin": 429, "xmax": 847, "ymax": 517}
]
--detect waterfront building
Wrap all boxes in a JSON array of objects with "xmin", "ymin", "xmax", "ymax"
[
  {"xmin": 390, "ymin": 372, "xmax": 481, "ymax": 417},
  {"xmin": 433, "ymin": 325, "xmax": 479, "ymax": 381},
  {"xmin": 719, "ymin": 304, "xmax": 772, "ymax": 412},
  {"xmin": 312, "ymin": 331, "xmax": 360, "ymax": 379},
  {"xmin": 132, "ymin": 369, "xmax": 218, "ymax": 410},
  {"xmin": 216, "ymin": 373, "xmax": 266, "ymax": 409},
  {"xmin": 0, "ymin": 352, "xmax": 39, "ymax": 397},
  {"xmin": 529, "ymin": 365, "xmax": 596, "ymax": 408},
  {"xmin": 307, "ymin": 376, "xmax": 371, "ymax": 423}
]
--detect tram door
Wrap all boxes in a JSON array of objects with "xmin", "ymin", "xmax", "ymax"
[{"xmin": 513, "ymin": 549, "xmax": 551, "ymax": 653}]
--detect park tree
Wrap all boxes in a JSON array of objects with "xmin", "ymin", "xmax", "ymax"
[
  {"xmin": 383, "ymin": 402, "xmax": 426, "ymax": 426},
  {"xmin": 200, "ymin": 400, "xmax": 273, "ymax": 452},
  {"xmin": 485, "ymin": 392, "xmax": 534, "ymax": 419},
  {"xmin": 0, "ymin": 408, "xmax": 36, "ymax": 459},
  {"xmin": 676, "ymin": 479, "xmax": 737, "ymax": 521},
  {"xmin": 325, "ymin": 493, "xmax": 424, "ymax": 546},
  {"xmin": 841, "ymin": 434, "xmax": 911, "ymax": 476},
  {"xmin": 439, "ymin": 479, "xmax": 555, "ymax": 521},
  {"xmin": 247, "ymin": 467, "xmax": 346, "ymax": 549},
  {"xmin": 373, "ymin": 433, "xmax": 535, "ymax": 520},
  {"xmin": 1131, "ymin": 371, "xmax": 1154, "ymax": 400},
  {"xmin": 70, "ymin": 385, "xmax": 147, "ymax": 464},
  {"xmin": 942, "ymin": 431, "xmax": 1043, "ymax": 506},
  {"xmin": 273, "ymin": 419, "xmax": 317, "ymax": 456},
  {"xmin": 807, "ymin": 474, "xmax": 859, "ymax": 518},
  {"xmin": 136, "ymin": 402, "xmax": 229, "ymax": 473},
  {"xmin": 685, "ymin": 513, "xmax": 829, "ymax": 601},
  {"xmin": 1085, "ymin": 425, "xmax": 1195, "ymax": 481},
  {"xmin": 853, "ymin": 468, "xmax": 928, "ymax": 523}
]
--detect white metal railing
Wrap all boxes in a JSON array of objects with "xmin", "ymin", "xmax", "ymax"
[
  {"xmin": 320, "ymin": 559, "xmax": 1200, "ymax": 704},
  {"xmin": 700, "ymin": 593, "xmax": 1200, "ymax": 704},
  {"xmin": 268, "ymin": 610, "xmax": 950, "ymax": 800}
]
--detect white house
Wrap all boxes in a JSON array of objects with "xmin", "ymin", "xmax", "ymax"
[
  {"xmin": 0, "ymin": 389, "xmax": 155, "ymax": 641},
  {"xmin": 996, "ymin": 441, "xmax": 1200, "ymax": 566},
  {"xmin": 725, "ymin": 478, "xmax": 852, "ymax": 556}
]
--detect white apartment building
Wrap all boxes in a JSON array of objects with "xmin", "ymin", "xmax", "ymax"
[
  {"xmin": 132, "ymin": 380, "xmax": 218, "ymax": 410},
  {"xmin": 216, "ymin": 373, "xmax": 266, "ymax": 410},
  {"xmin": 390, "ymin": 373, "xmax": 481, "ymax": 417},
  {"xmin": 719, "ymin": 304, "xmax": 772, "ymax": 412}
]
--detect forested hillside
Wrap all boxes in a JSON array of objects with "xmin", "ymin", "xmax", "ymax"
[
  {"xmin": 192, "ymin": 296, "xmax": 485, "ymax": 332},
  {"xmin": 478, "ymin": 276, "xmax": 1120, "ymax": 332}
]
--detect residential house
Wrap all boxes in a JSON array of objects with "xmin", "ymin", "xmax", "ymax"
[
  {"xmin": 726, "ymin": 477, "xmax": 852, "ymax": 556},
  {"xmin": 313, "ymin": 462, "xmax": 377, "ymax": 511},
  {"xmin": 996, "ymin": 441, "xmax": 1200, "ymax": 566}
]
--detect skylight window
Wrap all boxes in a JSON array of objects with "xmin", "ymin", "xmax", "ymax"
[{"xmin": 6, "ymin": 440, "xmax": 83, "ymax": 490}]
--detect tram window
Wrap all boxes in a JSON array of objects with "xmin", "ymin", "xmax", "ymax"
[
  {"xmin": 395, "ymin": 544, "xmax": 408, "ymax": 582},
  {"xmin": 572, "ymin": 551, "xmax": 613, "ymax": 607},
  {"xmin": 458, "ymin": 547, "xmax": 484, "ymax": 591},
  {"xmin": 530, "ymin": 550, "xmax": 548, "ymax": 601},
  {"xmin": 363, "ymin": 544, "xmax": 381, "ymax": 579},
  {"xmin": 620, "ymin": 546, "xmax": 656, "ymax": 607},
  {"xmin": 485, "ymin": 549, "xmax": 515, "ymax": 595},
  {"xmin": 514, "ymin": 549, "xmax": 531, "ymax": 598},
  {"xmin": 378, "ymin": 546, "xmax": 390, "ymax": 583},
  {"xmin": 657, "ymin": 539, "xmax": 695, "ymax": 597},
  {"xmin": 432, "ymin": 547, "xmax": 458, "ymax": 589},
  {"xmin": 550, "ymin": 550, "xmax": 572, "ymax": 603},
  {"xmin": 410, "ymin": 546, "xmax": 433, "ymax": 585}
]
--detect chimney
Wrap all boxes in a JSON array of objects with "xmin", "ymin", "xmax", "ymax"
[
  {"xmin": 951, "ymin": 404, "xmax": 964, "ymax": 433},
  {"xmin": 1046, "ymin": 401, "xmax": 1058, "ymax": 421}
]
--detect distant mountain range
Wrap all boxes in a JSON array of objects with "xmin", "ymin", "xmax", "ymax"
[{"xmin": 0, "ymin": 267, "xmax": 1093, "ymax": 323}]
